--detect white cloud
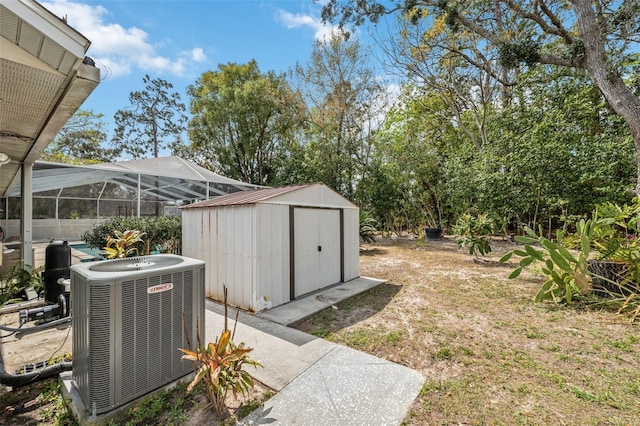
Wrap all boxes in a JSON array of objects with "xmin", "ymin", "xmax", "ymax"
[
  {"xmin": 189, "ymin": 48, "xmax": 207, "ymax": 63},
  {"xmin": 42, "ymin": 0, "xmax": 204, "ymax": 78},
  {"xmin": 276, "ymin": 9, "xmax": 339, "ymax": 42}
]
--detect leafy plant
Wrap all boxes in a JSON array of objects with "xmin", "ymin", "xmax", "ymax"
[
  {"xmin": 453, "ymin": 213, "xmax": 495, "ymax": 257},
  {"xmin": 500, "ymin": 222, "xmax": 592, "ymax": 303},
  {"xmin": 100, "ymin": 229, "xmax": 145, "ymax": 259},
  {"xmin": 81, "ymin": 216, "xmax": 182, "ymax": 256},
  {"xmin": 180, "ymin": 288, "xmax": 262, "ymax": 415},
  {"xmin": 0, "ymin": 264, "xmax": 44, "ymax": 306},
  {"xmin": 359, "ymin": 210, "xmax": 377, "ymax": 243},
  {"xmin": 588, "ymin": 199, "xmax": 640, "ymax": 288}
]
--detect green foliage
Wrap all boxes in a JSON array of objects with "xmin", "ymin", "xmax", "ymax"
[
  {"xmin": 498, "ymin": 39, "xmax": 540, "ymax": 68},
  {"xmin": 81, "ymin": 216, "xmax": 182, "ymax": 257},
  {"xmin": 365, "ymin": 84, "xmax": 453, "ymax": 234},
  {"xmin": 453, "ymin": 213, "xmax": 495, "ymax": 257},
  {"xmin": 37, "ymin": 380, "xmax": 77, "ymax": 424},
  {"xmin": 101, "ymin": 229, "xmax": 145, "ymax": 259},
  {"xmin": 289, "ymin": 35, "xmax": 385, "ymax": 199},
  {"xmin": 0, "ymin": 265, "xmax": 43, "ymax": 306},
  {"xmin": 184, "ymin": 60, "xmax": 303, "ymax": 186},
  {"xmin": 359, "ymin": 210, "xmax": 377, "ymax": 243},
  {"xmin": 42, "ymin": 109, "xmax": 116, "ymax": 164},
  {"xmin": 112, "ymin": 74, "xmax": 187, "ymax": 159},
  {"xmin": 180, "ymin": 329, "xmax": 261, "ymax": 414},
  {"xmin": 503, "ymin": 199, "xmax": 640, "ymax": 320},
  {"xmin": 180, "ymin": 287, "xmax": 262, "ymax": 415},
  {"xmin": 500, "ymin": 224, "xmax": 592, "ymax": 304}
]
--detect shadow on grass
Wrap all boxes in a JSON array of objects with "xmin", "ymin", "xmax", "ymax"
[
  {"xmin": 291, "ymin": 282, "xmax": 402, "ymax": 336},
  {"xmin": 359, "ymin": 247, "xmax": 388, "ymax": 256}
]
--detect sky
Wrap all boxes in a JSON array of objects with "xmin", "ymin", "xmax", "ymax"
[{"xmin": 40, "ymin": 0, "xmax": 366, "ymax": 148}]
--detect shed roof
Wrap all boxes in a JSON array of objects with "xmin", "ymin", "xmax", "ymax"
[{"xmin": 181, "ymin": 183, "xmax": 357, "ymax": 209}]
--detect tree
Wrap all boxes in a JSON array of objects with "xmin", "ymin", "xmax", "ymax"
[
  {"xmin": 112, "ymin": 74, "xmax": 187, "ymax": 159},
  {"xmin": 184, "ymin": 60, "xmax": 305, "ymax": 186},
  {"xmin": 292, "ymin": 33, "xmax": 389, "ymax": 199},
  {"xmin": 368, "ymin": 84, "xmax": 463, "ymax": 232},
  {"xmin": 42, "ymin": 109, "xmax": 117, "ymax": 164},
  {"xmin": 322, "ymin": 0, "xmax": 640, "ymax": 193}
]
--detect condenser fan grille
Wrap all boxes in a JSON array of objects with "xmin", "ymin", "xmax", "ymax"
[
  {"xmin": 71, "ymin": 255, "xmax": 205, "ymax": 415},
  {"xmin": 88, "ymin": 255, "xmax": 185, "ymax": 273}
]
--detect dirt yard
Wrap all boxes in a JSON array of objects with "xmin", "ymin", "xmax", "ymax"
[
  {"xmin": 2, "ymin": 237, "xmax": 639, "ymax": 425},
  {"xmin": 294, "ymin": 237, "xmax": 640, "ymax": 425}
]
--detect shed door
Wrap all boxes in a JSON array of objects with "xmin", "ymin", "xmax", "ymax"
[{"xmin": 293, "ymin": 208, "xmax": 341, "ymax": 298}]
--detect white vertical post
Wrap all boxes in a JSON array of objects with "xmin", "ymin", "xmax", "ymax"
[
  {"xmin": 137, "ymin": 173, "xmax": 141, "ymax": 218},
  {"xmin": 21, "ymin": 162, "xmax": 34, "ymax": 271}
]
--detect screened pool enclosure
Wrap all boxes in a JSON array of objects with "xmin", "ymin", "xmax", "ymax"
[{"xmin": 0, "ymin": 156, "xmax": 259, "ymax": 241}]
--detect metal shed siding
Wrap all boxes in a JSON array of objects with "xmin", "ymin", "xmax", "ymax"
[
  {"xmin": 182, "ymin": 204, "xmax": 258, "ymax": 311},
  {"xmin": 182, "ymin": 183, "xmax": 360, "ymax": 312},
  {"xmin": 343, "ymin": 208, "xmax": 360, "ymax": 281},
  {"xmin": 255, "ymin": 203, "xmax": 290, "ymax": 309},
  {"xmin": 215, "ymin": 205, "xmax": 256, "ymax": 310}
]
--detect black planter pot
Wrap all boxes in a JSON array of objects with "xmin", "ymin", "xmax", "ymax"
[
  {"xmin": 425, "ymin": 227, "xmax": 442, "ymax": 241},
  {"xmin": 588, "ymin": 260, "xmax": 640, "ymax": 296}
]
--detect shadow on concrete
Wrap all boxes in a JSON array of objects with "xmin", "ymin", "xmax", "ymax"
[{"xmin": 289, "ymin": 281, "xmax": 402, "ymax": 334}]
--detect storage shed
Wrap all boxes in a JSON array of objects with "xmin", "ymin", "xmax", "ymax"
[{"xmin": 181, "ymin": 183, "xmax": 360, "ymax": 312}]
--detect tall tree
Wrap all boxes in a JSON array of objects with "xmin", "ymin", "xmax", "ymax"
[
  {"xmin": 112, "ymin": 74, "xmax": 187, "ymax": 159},
  {"xmin": 292, "ymin": 33, "xmax": 389, "ymax": 199},
  {"xmin": 184, "ymin": 60, "xmax": 305, "ymax": 186},
  {"xmin": 322, "ymin": 0, "xmax": 640, "ymax": 192},
  {"xmin": 42, "ymin": 109, "xmax": 117, "ymax": 164}
]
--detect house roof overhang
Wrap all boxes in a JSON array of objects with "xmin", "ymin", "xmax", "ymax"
[{"xmin": 0, "ymin": 0, "xmax": 100, "ymax": 197}]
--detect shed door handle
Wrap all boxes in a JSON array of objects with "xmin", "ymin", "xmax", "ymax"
[{"xmin": 318, "ymin": 245, "xmax": 322, "ymax": 252}]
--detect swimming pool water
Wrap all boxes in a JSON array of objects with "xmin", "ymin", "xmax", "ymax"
[{"xmin": 70, "ymin": 243, "xmax": 103, "ymax": 258}]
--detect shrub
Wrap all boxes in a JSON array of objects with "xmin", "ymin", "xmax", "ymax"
[
  {"xmin": 81, "ymin": 216, "xmax": 182, "ymax": 256},
  {"xmin": 359, "ymin": 210, "xmax": 377, "ymax": 243},
  {"xmin": 180, "ymin": 288, "xmax": 262, "ymax": 415},
  {"xmin": 453, "ymin": 213, "xmax": 495, "ymax": 257},
  {"xmin": 101, "ymin": 229, "xmax": 145, "ymax": 259}
]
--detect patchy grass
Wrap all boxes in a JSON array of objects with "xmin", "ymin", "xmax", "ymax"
[
  {"xmin": 0, "ymin": 378, "xmax": 76, "ymax": 425},
  {"xmin": 294, "ymin": 237, "xmax": 640, "ymax": 425},
  {"xmin": 0, "ymin": 373, "xmax": 272, "ymax": 425}
]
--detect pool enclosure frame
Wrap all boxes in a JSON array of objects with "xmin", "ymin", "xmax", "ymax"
[{"xmin": 0, "ymin": 157, "xmax": 260, "ymax": 242}]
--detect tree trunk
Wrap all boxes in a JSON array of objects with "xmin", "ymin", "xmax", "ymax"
[{"xmin": 570, "ymin": 0, "xmax": 640, "ymax": 194}]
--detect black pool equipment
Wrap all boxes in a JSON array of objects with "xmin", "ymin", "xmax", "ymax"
[
  {"xmin": 18, "ymin": 240, "xmax": 72, "ymax": 324},
  {"xmin": 43, "ymin": 240, "xmax": 72, "ymax": 304}
]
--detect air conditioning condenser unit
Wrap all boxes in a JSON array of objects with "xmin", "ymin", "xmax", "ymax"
[{"xmin": 71, "ymin": 254, "xmax": 205, "ymax": 415}]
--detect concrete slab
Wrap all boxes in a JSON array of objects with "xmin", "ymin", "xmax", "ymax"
[
  {"xmin": 240, "ymin": 345, "xmax": 424, "ymax": 426},
  {"xmin": 257, "ymin": 277, "xmax": 386, "ymax": 326},
  {"xmin": 4, "ymin": 272, "xmax": 423, "ymax": 426},
  {"xmin": 205, "ymin": 300, "xmax": 335, "ymax": 391}
]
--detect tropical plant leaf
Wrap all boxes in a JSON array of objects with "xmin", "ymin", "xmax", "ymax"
[
  {"xmin": 541, "ymin": 239, "xmax": 558, "ymax": 251},
  {"xmin": 509, "ymin": 267, "xmax": 523, "ymax": 279},
  {"xmin": 519, "ymin": 257, "xmax": 535, "ymax": 267},
  {"xmin": 558, "ymin": 246, "xmax": 578, "ymax": 264},
  {"xmin": 524, "ymin": 245, "xmax": 544, "ymax": 261},
  {"xmin": 549, "ymin": 249, "xmax": 570, "ymax": 272},
  {"xmin": 515, "ymin": 235, "xmax": 538, "ymax": 244},
  {"xmin": 499, "ymin": 252, "xmax": 513, "ymax": 262}
]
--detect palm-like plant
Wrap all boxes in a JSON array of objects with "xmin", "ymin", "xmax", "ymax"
[
  {"xmin": 359, "ymin": 210, "xmax": 377, "ymax": 243},
  {"xmin": 180, "ymin": 328, "xmax": 261, "ymax": 414},
  {"xmin": 100, "ymin": 229, "xmax": 145, "ymax": 258}
]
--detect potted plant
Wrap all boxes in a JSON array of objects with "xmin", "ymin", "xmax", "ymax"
[{"xmin": 583, "ymin": 200, "xmax": 640, "ymax": 296}]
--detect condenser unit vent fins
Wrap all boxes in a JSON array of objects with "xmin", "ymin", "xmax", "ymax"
[{"xmin": 71, "ymin": 254, "xmax": 205, "ymax": 415}]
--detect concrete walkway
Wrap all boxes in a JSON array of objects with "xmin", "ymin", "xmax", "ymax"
[
  {"xmin": 205, "ymin": 280, "xmax": 425, "ymax": 425},
  {"xmin": 43, "ymin": 275, "xmax": 423, "ymax": 425}
]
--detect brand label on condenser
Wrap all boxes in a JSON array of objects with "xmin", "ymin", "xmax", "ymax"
[{"xmin": 147, "ymin": 283, "xmax": 173, "ymax": 294}]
